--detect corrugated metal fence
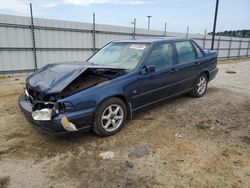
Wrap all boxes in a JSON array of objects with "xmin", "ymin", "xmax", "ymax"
[{"xmin": 0, "ymin": 14, "xmax": 250, "ymax": 74}]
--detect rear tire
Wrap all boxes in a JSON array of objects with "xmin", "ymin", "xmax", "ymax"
[
  {"xmin": 190, "ymin": 73, "xmax": 208, "ymax": 98},
  {"xmin": 92, "ymin": 97, "xmax": 127, "ymax": 136}
]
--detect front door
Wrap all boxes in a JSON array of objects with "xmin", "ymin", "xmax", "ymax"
[{"xmin": 134, "ymin": 42, "xmax": 179, "ymax": 108}]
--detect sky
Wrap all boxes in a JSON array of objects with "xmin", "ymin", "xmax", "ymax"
[{"xmin": 0, "ymin": 0, "xmax": 249, "ymax": 34}]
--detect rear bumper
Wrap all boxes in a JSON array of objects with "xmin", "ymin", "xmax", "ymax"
[
  {"xmin": 18, "ymin": 94, "xmax": 94, "ymax": 136},
  {"xmin": 209, "ymin": 67, "xmax": 218, "ymax": 81}
]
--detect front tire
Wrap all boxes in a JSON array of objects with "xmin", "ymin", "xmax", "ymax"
[
  {"xmin": 93, "ymin": 97, "xmax": 127, "ymax": 136},
  {"xmin": 190, "ymin": 73, "xmax": 208, "ymax": 98}
]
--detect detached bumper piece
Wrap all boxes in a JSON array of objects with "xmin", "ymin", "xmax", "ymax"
[{"xmin": 18, "ymin": 94, "xmax": 92, "ymax": 135}]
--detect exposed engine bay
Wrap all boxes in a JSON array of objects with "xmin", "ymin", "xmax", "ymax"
[
  {"xmin": 25, "ymin": 66, "xmax": 127, "ymax": 122},
  {"xmin": 62, "ymin": 68, "xmax": 126, "ymax": 97}
]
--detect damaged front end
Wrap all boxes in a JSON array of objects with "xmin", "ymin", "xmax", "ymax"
[
  {"xmin": 19, "ymin": 62, "xmax": 127, "ymax": 135},
  {"xmin": 24, "ymin": 86, "xmax": 78, "ymax": 132},
  {"xmin": 25, "ymin": 86, "xmax": 58, "ymax": 119}
]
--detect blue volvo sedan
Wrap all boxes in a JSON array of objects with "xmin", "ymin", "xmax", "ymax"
[{"xmin": 19, "ymin": 37, "xmax": 218, "ymax": 136}]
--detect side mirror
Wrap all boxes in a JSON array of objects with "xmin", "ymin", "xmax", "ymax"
[{"xmin": 141, "ymin": 65, "xmax": 156, "ymax": 75}]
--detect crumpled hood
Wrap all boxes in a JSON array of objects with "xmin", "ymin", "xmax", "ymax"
[{"xmin": 26, "ymin": 62, "xmax": 117, "ymax": 95}]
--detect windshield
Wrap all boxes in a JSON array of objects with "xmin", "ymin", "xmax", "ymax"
[{"xmin": 87, "ymin": 42, "xmax": 149, "ymax": 69}]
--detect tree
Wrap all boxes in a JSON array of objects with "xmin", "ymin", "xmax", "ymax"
[{"xmin": 208, "ymin": 30, "xmax": 250, "ymax": 38}]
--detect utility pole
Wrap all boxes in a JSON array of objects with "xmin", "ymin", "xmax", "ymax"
[
  {"xmin": 147, "ymin": 16, "xmax": 152, "ymax": 30},
  {"xmin": 211, "ymin": 0, "xmax": 219, "ymax": 50}
]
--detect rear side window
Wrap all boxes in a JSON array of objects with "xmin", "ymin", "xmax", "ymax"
[
  {"xmin": 145, "ymin": 43, "xmax": 174, "ymax": 71},
  {"xmin": 175, "ymin": 41, "xmax": 196, "ymax": 64}
]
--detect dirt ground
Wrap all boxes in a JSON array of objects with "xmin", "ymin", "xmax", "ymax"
[{"xmin": 0, "ymin": 59, "xmax": 250, "ymax": 188}]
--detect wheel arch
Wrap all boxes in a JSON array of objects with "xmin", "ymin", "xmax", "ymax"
[
  {"xmin": 199, "ymin": 69, "xmax": 210, "ymax": 81},
  {"xmin": 203, "ymin": 70, "xmax": 210, "ymax": 80},
  {"xmin": 98, "ymin": 94, "xmax": 132, "ymax": 120}
]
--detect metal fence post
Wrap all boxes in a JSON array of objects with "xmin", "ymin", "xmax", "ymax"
[
  {"xmin": 164, "ymin": 22, "xmax": 167, "ymax": 36},
  {"xmin": 217, "ymin": 36, "xmax": 221, "ymax": 57},
  {"xmin": 203, "ymin": 29, "xmax": 207, "ymax": 49},
  {"xmin": 30, "ymin": 3, "xmax": 37, "ymax": 70},
  {"xmin": 238, "ymin": 37, "xmax": 242, "ymax": 58},
  {"xmin": 92, "ymin": 13, "xmax": 96, "ymax": 54},
  {"xmin": 186, "ymin": 26, "xmax": 189, "ymax": 38},
  {"xmin": 228, "ymin": 36, "xmax": 232, "ymax": 59},
  {"xmin": 247, "ymin": 39, "xmax": 250, "ymax": 57},
  {"xmin": 132, "ymin": 18, "xmax": 136, "ymax": 40}
]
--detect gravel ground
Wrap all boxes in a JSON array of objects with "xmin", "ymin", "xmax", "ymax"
[{"xmin": 0, "ymin": 59, "xmax": 250, "ymax": 188}]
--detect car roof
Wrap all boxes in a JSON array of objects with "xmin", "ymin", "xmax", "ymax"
[{"xmin": 112, "ymin": 37, "xmax": 189, "ymax": 44}]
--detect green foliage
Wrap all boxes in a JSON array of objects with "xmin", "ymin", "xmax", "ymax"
[{"xmin": 208, "ymin": 30, "xmax": 250, "ymax": 38}]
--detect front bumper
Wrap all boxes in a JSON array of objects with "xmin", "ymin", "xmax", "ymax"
[{"xmin": 18, "ymin": 94, "xmax": 94, "ymax": 136}]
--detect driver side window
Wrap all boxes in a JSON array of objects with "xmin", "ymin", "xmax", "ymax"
[{"xmin": 145, "ymin": 43, "xmax": 174, "ymax": 71}]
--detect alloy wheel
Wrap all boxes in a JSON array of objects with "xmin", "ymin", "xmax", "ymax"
[
  {"xmin": 101, "ymin": 104, "xmax": 124, "ymax": 132},
  {"xmin": 196, "ymin": 76, "xmax": 207, "ymax": 95}
]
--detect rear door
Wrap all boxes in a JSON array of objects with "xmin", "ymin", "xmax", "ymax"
[
  {"xmin": 134, "ymin": 42, "xmax": 179, "ymax": 107},
  {"xmin": 173, "ymin": 40, "xmax": 200, "ymax": 92}
]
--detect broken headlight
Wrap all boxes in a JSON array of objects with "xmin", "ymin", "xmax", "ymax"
[
  {"xmin": 31, "ymin": 102, "xmax": 60, "ymax": 121},
  {"xmin": 32, "ymin": 108, "xmax": 53, "ymax": 121}
]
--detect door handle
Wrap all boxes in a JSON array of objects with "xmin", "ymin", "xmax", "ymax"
[{"xmin": 170, "ymin": 68, "xmax": 178, "ymax": 73}]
